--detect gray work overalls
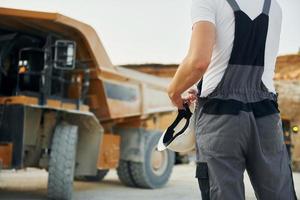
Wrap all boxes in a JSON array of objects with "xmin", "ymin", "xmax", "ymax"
[{"xmin": 194, "ymin": 0, "xmax": 298, "ymax": 199}]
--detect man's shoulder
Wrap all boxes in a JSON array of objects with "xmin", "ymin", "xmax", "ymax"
[{"xmin": 270, "ymin": 0, "xmax": 282, "ymax": 18}]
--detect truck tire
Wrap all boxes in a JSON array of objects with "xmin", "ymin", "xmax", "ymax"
[
  {"xmin": 175, "ymin": 153, "xmax": 190, "ymax": 164},
  {"xmin": 117, "ymin": 160, "xmax": 137, "ymax": 187},
  {"xmin": 117, "ymin": 132, "xmax": 175, "ymax": 189},
  {"xmin": 80, "ymin": 169, "xmax": 109, "ymax": 182},
  {"xmin": 48, "ymin": 123, "xmax": 78, "ymax": 200}
]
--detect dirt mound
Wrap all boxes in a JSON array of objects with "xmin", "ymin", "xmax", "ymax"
[
  {"xmin": 275, "ymin": 54, "xmax": 300, "ymax": 80},
  {"xmin": 274, "ymin": 54, "xmax": 300, "ymax": 122}
]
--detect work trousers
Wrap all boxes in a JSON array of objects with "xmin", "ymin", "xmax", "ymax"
[{"xmin": 194, "ymin": 104, "xmax": 298, "ymax": 200}]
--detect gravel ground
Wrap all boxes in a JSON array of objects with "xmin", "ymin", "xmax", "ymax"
[{"xmin": 0, "ymin": 164, "xmax": 299, "ymax": 200}]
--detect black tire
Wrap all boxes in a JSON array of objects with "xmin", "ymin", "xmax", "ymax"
[
  {"xmin": 175, "ymin": 153, "xmax": 190, "ymax": 164},
  {"xmin": 117, "ymin": 160, "xmax": 137, "ymax": 187},
  {"xmin": 48, "ymin": 123, "xmax": 78, "ymax": 200},
  {"xmin": 78, "ymin": 169, "xmax": 109, "ymax": 182},
  {"xmin": 117, "ymin": 132, "xmax": 175, "ymax": 189}
]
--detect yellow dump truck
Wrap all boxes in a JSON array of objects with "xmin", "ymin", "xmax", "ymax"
[{"xmin": 0, "ymin": 7, "xmax": 178, "ymax": 200}]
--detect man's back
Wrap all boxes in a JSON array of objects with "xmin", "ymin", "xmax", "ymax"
[
  {"xmin": 167, "ymin": 0, "xmax": 297, "ymax": 199},
  {"xmin": 191, "ymin": 0, "xmax": 282, "ymax": 96}
]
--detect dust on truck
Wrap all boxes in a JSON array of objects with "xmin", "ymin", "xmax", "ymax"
[{"xmin": 0, "ymin": 7, "xmax": 177, "ymax": 200}]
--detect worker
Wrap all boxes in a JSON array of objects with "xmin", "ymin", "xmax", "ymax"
[{"xmin": 167, "ymin": 0, "xmax": 298, "ymax": 199}]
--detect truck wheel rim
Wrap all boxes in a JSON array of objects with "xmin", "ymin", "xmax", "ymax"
[{"xmin": 150, "ymin": 147, "xmax": 168, "ymax": 176}]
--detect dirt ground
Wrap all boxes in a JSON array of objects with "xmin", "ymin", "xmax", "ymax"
[{"xmin": 0, "ymin": 164, "xmax": 299, "ymax": 200}]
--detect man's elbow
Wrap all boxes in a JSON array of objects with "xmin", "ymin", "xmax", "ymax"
[{"xmin": 188, "ymin": 57, "xmax": 211, "ymax": 72}]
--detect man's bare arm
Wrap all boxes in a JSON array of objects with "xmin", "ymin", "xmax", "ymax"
[{"xmin": 167, "ymin": 21, "xmax": 216, "ymax": 108}]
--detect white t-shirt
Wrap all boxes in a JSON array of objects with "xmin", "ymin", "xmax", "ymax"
[{"xmin": 191, "ymin": 0, "xmax": 282, "ymax": 97}]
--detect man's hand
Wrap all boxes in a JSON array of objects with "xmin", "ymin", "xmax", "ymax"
[
  {"xmin": 185, "ymin": 88, "xmax": 198, "ymax": 104},
  {"xmin": 167, "ymin": 85, "xmax": 184, "ymax": 109},
  {"xmin": 168, "ymin": 92, "xmax": 184, "ymax": 109},
  {"xmin": 168, "ymin": 88, "xmax": 198, "ymax": 109}
]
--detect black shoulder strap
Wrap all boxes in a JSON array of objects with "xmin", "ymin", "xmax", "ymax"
[
  {"xmin": 262, "ymin": 0, "xmax": 272, "ymax": 15},
  {"xmin": 226, "ymin": 0, "xmax": 241, "ymax": 11},
  {"xmin": 196, "ymin": 79, "xmax": 203, "ymax": 96}
]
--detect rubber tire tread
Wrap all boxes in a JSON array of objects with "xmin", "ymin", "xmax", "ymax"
[
  {"xmin": 117, "ymin": 160, "xmax": 137, "ymax": 187},
  {"xmin": 47, "ymin": 123, "xmax": 78, "ymax": 200},
  {"xmin": 82, "ymin": 170, "xmax": 109, "ymax": 182},
  {"xmin": 118, "ymin": 132, "xmax": 175, "ymax": 189}
]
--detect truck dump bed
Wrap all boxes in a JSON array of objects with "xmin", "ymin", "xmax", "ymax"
[{"xmin": 0, "ymin": 7, "xmax": 175, "ymax": 121}]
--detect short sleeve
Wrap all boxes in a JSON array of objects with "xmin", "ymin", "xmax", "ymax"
[{"xmin": 191, "ymin": 0, "xmax": 216, "ymax": 27}]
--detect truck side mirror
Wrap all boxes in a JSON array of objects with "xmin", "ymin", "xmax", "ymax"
[
  {"xmin": 54, "ymin": 40, "xmax": 76, "ymax": 70},
  {"xmin": 292, "ymin": 125, "xmax": 299, "ymax": 134}
]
